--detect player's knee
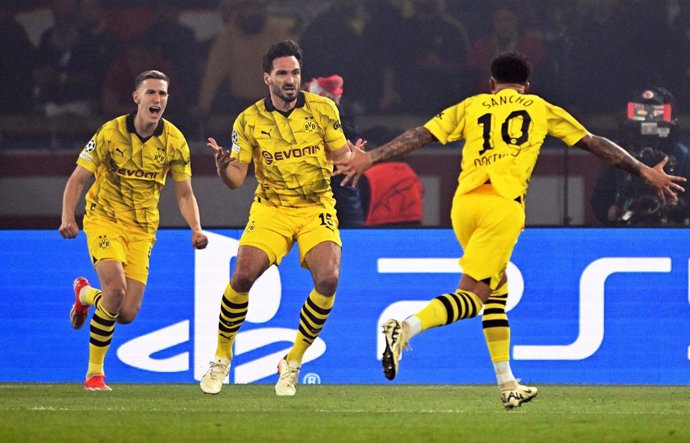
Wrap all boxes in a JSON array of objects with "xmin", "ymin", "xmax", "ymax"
[
  {"xmin": 104, "ymin": 286, "xmax": 126, "ymax": 308},
  {"xmin": 231, "ymin": 271, "xmax": 258, "ymax": 293},
  {"xmin": 314, "ymin": 271, "xmax": 339, "ymax": 296},
  {"xmin": 116, "ymin": 308, "xmax": 139, "ymax": 324}
]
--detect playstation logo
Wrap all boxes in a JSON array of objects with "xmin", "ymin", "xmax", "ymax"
[{"xmin": 116, "ymin": 231, "xmax": 326, "ymax": 383}]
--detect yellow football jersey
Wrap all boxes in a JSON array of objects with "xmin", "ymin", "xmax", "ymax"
[
  {"xmin": 231, "ymin": 91, "xmax": 347, "ymax": 208},
  {"xmin": 424, "ymin": 88, "xmax": 588, "ymax": 201},
  {"xmin": 77, "ymin": 114, "xmax": 192, "ymax": 233}
]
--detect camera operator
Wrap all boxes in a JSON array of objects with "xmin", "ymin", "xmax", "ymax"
[{"xmin": 592, "ymin": 87, "xmax": 690, "ymax": 225}]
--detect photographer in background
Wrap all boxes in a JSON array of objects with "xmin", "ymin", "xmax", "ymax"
[{"xmin": 592, "ymin": 87, "xmax": 690, "ymax": 225}]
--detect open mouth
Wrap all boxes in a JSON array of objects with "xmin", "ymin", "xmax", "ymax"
[{"xmin": 149, "ymin": 106, "xmax": 161, "ymax": 116}]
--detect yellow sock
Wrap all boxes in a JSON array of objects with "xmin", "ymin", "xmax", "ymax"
[
  {"xmin": 286, "ymin": 289, "xmax": 334, "ymax": 365},
  {"xmin": 87, "ymin": 294, "xmax": 117, "ymax": 378},
  {"xmin": 215, "ymin": 283, "xmax": 248, "ymax": 360},
  {"xmin": 482, "ymin": 284, "xmax": 510, "ymax": 363},
  {"xmin": 416, "ymin": 290, "xmax": 483, "ymax": 331},
  {"xmin": 81, "ymin": 286, "xmax": 102, "ymax": 306}
]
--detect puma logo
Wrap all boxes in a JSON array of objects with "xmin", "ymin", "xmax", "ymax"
[
  {"xmin": 115, "ymin": 147, "xmax": 124, "ymax": 156},
  {"xmin": 261, "ymin": 129, "xmax": 272, "ymax": 137}
]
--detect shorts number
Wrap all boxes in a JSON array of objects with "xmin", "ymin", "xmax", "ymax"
[
  {"xmin": 477, "ymin": 110, "xmax": 532, "ymax": 155},
  {"xmin": 319, "ymin": 213, "xmax": 335, "ymax": 228}
]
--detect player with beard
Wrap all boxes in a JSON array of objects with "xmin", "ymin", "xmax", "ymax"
[
  {"xmin": 200, "ymin": 40, "xmax": 361, "ymax": 396},
  {"xmin": 60, "ymin": 70, "xmax": 209, "ymax": 391}
]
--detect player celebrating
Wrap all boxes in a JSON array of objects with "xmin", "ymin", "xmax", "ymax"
[
  {"xmin": 335, "ymin": 52, "xmax": 685, "ymax": 409},
  {"xmin": 200, "ymin": 40, "xmax": 359, "ymax": 396},
  {"xmin": 59, "ymin": 70, "xmax": 208, "ymax": 391}
]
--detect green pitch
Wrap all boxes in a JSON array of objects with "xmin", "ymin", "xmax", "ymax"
[{"xmin": 2, "ymin": 384, "xmax": 688, "ymax": 442}]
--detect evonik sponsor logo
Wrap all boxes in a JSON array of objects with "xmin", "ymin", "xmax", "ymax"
[
  {"xmin": 108, "ymin": 159, "xmax": 159, "ymax": 179},
  {"xmin": 262, "ymin": 145, "xmax": 321, "ymax": 164}
]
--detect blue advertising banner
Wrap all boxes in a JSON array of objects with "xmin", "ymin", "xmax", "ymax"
[{"xmin": 1, "ymin": 228, "xmax": 688, "ymax": 385}]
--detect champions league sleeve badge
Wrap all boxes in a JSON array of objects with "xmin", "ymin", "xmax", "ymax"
[{"xmin": 231, "ymin": 130, "xmax": 241, "ymax": 153}]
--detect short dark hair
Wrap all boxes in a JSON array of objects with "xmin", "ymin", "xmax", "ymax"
[
  {"xmin": 262, "ymin": 40, "xmax": 303, "ymax": 74},
  {"xmin": 490, "ymin": 52, "xmax": 531, "ymax": 84},
  {"xmin": 134, "ymin": 70, "xmax": 169, "ymax": 90}
]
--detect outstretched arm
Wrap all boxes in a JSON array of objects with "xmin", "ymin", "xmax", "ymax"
[
  {"xmin": 334, "ymin": 127, "xmax": 435, "ymax": 186},
  {"xmin": 576, "ymin": 134, "xmax": 686, "ymax": 203},
  {"xmin": 368, "ymin": 126, "xmax": 436, "ymax": 163}
]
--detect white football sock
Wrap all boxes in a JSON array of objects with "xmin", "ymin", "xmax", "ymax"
[
  {"xmin": 404, "ymin": 315, "xmax": 423, "ymax": 339},
  {"xmin": 494, "ymin": 360, "xmax": 515, "ymax": 386}
]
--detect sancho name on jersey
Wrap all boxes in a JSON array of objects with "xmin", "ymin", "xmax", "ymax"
[{"xmin": 424, "ymin": 88, "xmax": 588, "ymax": 202}]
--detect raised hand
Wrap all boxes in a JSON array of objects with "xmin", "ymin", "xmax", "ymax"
[
  {"xmin": 642, "ymin": 156, "xmax": 686, "ymax": 204},
  {"xmin": 207, "ymin": 137, "xmax": 234, "ymax": 172},
  {"xmin": 333, "ymin": 138, "xmax": 370, "ymax": 187}
]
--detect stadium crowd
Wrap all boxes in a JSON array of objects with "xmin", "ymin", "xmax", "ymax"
[{"xmin": 2, "ymin": 0, "xmax": 690, "ymax": 147}]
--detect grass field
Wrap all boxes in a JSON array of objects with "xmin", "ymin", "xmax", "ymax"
[{"xmin": 2, "ymin": 384, "xmax": 688, "ymax": 442}]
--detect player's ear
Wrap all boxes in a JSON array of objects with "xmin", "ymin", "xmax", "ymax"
[
  {"xmin": 489, "ymin": 77, "xmax": 496, "ymax": 93},
  {"xmin": 523, "ymin": 81, "xmax": 530, "ymax": 93},
  {"xmin": 263, "ymin": 72, "xmax": 270, "ymax": 87},
  {"xmin": 132, "ymin": 90, "xmax": 139, "ymax": 104}
]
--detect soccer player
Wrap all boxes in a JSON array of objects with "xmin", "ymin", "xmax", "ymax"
[
  {"xmin": 335, "ymin": 52, "xmax": 685, "ymax": 409},
  {"xmin": 59, "ymin": 70, "xmax": 209, "ymax": 391},
  {"xmin": 200, "ymin": 40, "xmax": 359, "ymax": 396}
]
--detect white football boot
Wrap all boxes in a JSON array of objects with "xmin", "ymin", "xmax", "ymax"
[
  {"xmin": 381, "ymin": 318, "xmax": 409, "ymax": 380},
  {"xmin": 275, "ymin": 358, "xmax": 300, "ymax": 396},
  {"xmin": 500, "ymin": 380, "xmax": 538, "ymax": 409},
  {"xmin": 200, "ymin": 358, "xmax": 230, "ymax": 395}
]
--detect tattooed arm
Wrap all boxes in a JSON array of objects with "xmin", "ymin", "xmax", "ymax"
[
  {"xmin": 334, "ymin": 127, "xmax": 436, "ymax": 186},
  {"xmin": 576, "ymin": 134, "xmax": 685, "ymax": 203},
  {"xmin": 369, "ymin": 127, "xmax": 436, "ymax": 163},
  {"xmin": 575, "ymin": 134, "xmax": 643, "ymax": 175}
]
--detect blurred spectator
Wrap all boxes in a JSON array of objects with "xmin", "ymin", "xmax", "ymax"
[
  {"xmin": 534, "ymin": 0, "xmax": 583, "ymax": 105},
  {"xmin": 68, "ymin": 0, "xmax": 120, "ymax": 113},
  {"xmin": 270, "ymin": 0, "xmax": 330, "ymax": 34},
  {"xmin": 103, "ymin": 3, "xmax": 156, "ymax": 44},
  {"xmin": 305, "ymin": 74, "xmax": 365, "ymax": 227},
  {"xmin": 143, "ymin": 1, "xmax": 200, "ymax": 115},
  {"xmin": 380, "ymin": 0, "xmax": 470, "ymax": 114},
  {"xmin": 299, "ymin": 1, "xmax": 369, "ymax": 113},
  {"xmin": 622, "ymin": 0, "xmax": 673, "ymax": 90},
  {"xmin": 195, "ymin": 0, "xmax": 296, "ymax": 117},
  {"xmin": 668, "ymin": 0, "xmax": 690, "ymax": 110},
  {"xmin": 566, "ymin": 0, "xmax": 631, "ymax": 113},
  {"xmin": 305, "ymin": 73, "xmax": 423, "ymax": 227},
  {"xmin": 33, "ymin": 0, "xmax": 85, "ymax": 115},
  {"xmin": 0, "ymin": 9, "xmax": 36, "ymax": 114},
  {"xmin": 101, "ymin": 39, "xmax": 175, "ymax": 118},
  {"xmin": 591, "ymin": 87, "xmax": 690, "ymax": 225},
  {"xmin": 466, "ymin": 1, "xmax": 546, "ymax": 94},
  {"xmin": 357, "ymin": 0, "xmax": 407, "ymax": 113},
  {"xmin": 444, "ymin": 0, "xmax": 496, "ymax": 41}
]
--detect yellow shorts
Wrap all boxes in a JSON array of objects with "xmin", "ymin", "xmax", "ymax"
[
  {"xmin": 451, "ymin": 184, "xmax": 524, "ymax": 290},
  {"xmin": 83, "ymin": 216, "xmax": 156, "ymax": 284},
  {"xmin": 240, "ymin": 202, "xmax": 341, "ymax": 267}
]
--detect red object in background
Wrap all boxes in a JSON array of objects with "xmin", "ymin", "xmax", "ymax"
[{"xmin": 363, "ymin": 162, "xmax": 424, "ymax": 226}]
